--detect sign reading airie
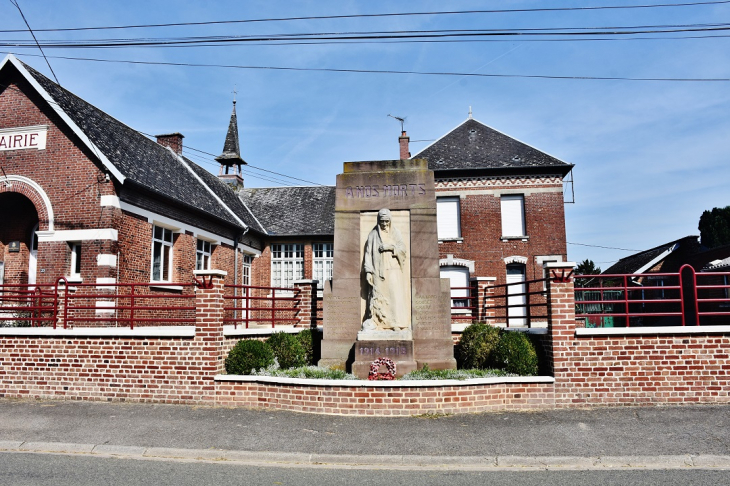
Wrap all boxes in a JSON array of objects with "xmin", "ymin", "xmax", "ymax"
[{"xmin": 0, "ymin": 125, "xmax": 48, "ymax": 151}]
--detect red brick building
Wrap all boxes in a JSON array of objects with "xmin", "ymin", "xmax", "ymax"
[
  {"xmin": 1, "ymin": 54, "xmax": 573, "ymax": 328},
  {"xmin": 0, "ymin": 54, "xmax": 264, "ymax": 295}
]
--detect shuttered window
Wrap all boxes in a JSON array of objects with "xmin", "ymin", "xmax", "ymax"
[
  {"xmin": 500, "ymin": 195, "xmax": 526, "ymax": 237},
  {"xmin": 437, "ymin": 197, "xmax": 461, "ymax": 240},
  {"xmin": 440, "ymin": 265, "xmax": 470, "ymax": 310}
]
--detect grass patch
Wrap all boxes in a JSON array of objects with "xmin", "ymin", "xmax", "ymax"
[
  {"xmin": 400, "ymin": 368, "xmax": 515, "ymax": 381},
  {"xmin": 250, "ymin": 364, "xmax": 357, "ymax": 380}
]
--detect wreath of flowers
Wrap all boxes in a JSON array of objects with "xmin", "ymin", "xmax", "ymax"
[{"xmin": 368, "ymin": 357, "xmax": 396, "ymax": 380}]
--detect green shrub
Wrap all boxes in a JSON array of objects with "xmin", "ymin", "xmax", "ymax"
[
  {"xmin": 494, "ymin": 331, "xmax": 538, "ymax": 376},
  {"xmin": 456, "ymin": 322, "xmax": 501, "ymax": 370},
  {"xmin": 266, "ymin": 332, "xmax": 307, "ymax": 369},
  {"xmin": 295, "ymin": 329, "xmax": 314, "ymax": 366},
  {"xmin": 225, "ymin": 339, "xmax": 275, "ymax": 375}
]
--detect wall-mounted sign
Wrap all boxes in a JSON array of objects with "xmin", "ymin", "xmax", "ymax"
[
  {"xmin": 8, "ymin": 241, "xmax": 20, "ymax": 252},
  {"xmin": 0, "ymin": 125, "xmax": 48, "ymax": 151}
]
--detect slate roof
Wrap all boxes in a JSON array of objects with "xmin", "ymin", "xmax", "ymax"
[
  {"xmin": 16, "ymin": 60, "xmax": 252, "ymax": 231},
  {"xmin": 603, "ymin": 236, "xmax": 701, "ymax": 275},
  {"xmin": 414, "ymin": 118, "xmax": 573, "ymax": 176},
  {"xmin": 239, "ymin": 186, "xmax": 335, "ymax": 236}
]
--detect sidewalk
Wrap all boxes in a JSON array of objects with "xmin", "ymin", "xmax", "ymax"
[{"xmin": 1, "ymin": 400, "xmax": 728, "ymax": 470}]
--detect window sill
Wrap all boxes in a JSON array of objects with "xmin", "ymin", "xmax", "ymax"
[
  {"xmin": 501, "ymin": 236, "xmax": 529, "ymax": 242},
  {"xmin": 62, "ymin": 276, "xmax": 83, "ymax": 283},
  {"xmin": 149, "ymin": 284, "xmax": 185, "ymax": 292},
  {"xmin": 439, "ymin": 238, "xmax": 463, "ymax": 243}
]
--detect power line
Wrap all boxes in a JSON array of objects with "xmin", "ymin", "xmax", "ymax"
[
  {"xmin": 12, "ymin": 53, "xmax": 730, "ymax": 83},
  {"xmin": 567, "ymin": 242, "xmax": 643, "ymax": 252},
  {"xmin": 173, "ymin": 140, "xmax": 325, "ymax": 187},
  {"xmin": 8, "ymin": 0, "xmax": 59, "ymax": 84},
  {"xmin": 4, "ymin": 24, "xmax": 730, "ymax": 49},
  {"xmin": 1, "ymin": 1, "xmax": 728, "ymax": 33}
]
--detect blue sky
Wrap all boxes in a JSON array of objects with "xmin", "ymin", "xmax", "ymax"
[{"xmin": 2, "ymin": 0, "xmax": 729, "ymax": 268}]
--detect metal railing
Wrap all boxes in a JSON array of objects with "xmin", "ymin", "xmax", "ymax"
[
  {"xmin": 484, "ymin": 278, "xmax": 549, "ymax": 327},
  {"xmin": 574, "ymin": 266, "xmax": 730, "ymax": 327},
  {"xmin": 0, "ymin": 284, "xmax": 57, "ymax": 327},
  {"xmin": 223, "ymin": 284, "xmax": 301, "ymax": 329},
  {"xmin": 56, "ymin": 278, "xmax": 196, "ymax": 329},
  {"xmin": 449, "ymin": 286, "xmax": 477, "ymax": 321}
]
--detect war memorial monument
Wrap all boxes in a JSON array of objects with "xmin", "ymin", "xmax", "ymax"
[{"xmin": 319, "ymin": 159, "xmax": 457, "ymax": 378}]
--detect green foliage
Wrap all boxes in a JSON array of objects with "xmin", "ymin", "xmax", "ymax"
[
  {"xmin": 699, "ymin": 206, "xmax": 730, "ymax": 249},
  {"xmin": 225, "ymin": 339, "xmax": 274, "ymax": 375},
  {"xmin": 494, "ymin": 331, "xmax": 538, "ymax": 376},
  {"xmin": 266, "ymin": 332, "xmax": 307, "ymax": 369},
  {"xmin": 251, "ymin": 365, "xmax": 356, "ymax": 380},
  {"xmin": 401, "ymin": 368, "xmax": 512, "ymax": 380},
  {"xmin": 295, "ymin": 329, "xmax": 315, "ymax": 366},
  {"xmin": 456, "ymin": 322, "xmax": 501, "ymax": 370}
]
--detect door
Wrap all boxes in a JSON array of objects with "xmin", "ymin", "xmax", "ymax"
[{"xmin": 506, "ymin": 263, "xmax": 526, "ymax": 326}]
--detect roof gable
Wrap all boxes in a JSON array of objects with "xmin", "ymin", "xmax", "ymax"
[
  {"xmin": 603, "ymin": 236, "xmax": 701, "ymax": 275},
  {"xmin": 413, "ymin": 118, "xmax": 572, "ymax": 175},
  {"xmin": 2, "ymin": 55, "xmax": 253, "ymax": 232}
]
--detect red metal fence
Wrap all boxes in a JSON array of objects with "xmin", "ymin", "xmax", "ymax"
[
  {"xmin": 575, "ymin": 265, "xmax": 730, "ymax": 327},
  {"xmin": 223, "ymin": 284, "xmax": 302, "ymax": 329}
]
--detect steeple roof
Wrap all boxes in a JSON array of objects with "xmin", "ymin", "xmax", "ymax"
[{"xmin": 215, "ymin": 101, "xmax": 246, "ymax": 166}]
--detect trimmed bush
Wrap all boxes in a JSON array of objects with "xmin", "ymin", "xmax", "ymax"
[
  {"xmin": 225, "ymin": 339, "xmax": 274, "ymax": 375},
  {"xmin": 266, "ymin": 332, "xmax": 307, "ymax": 369},
  {"xmin": 456, "ymin": 322, "xmax": 501, "ymax": 370},
  {"xmin": 494, "ymin": 331, "xmax": 538, "ymax": 376},
  {"xmin": 295, "ymin": 329, "xmax": 315, "ymax": 366}
]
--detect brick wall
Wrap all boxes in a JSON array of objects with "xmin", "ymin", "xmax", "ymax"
[
  {"xmin": 546, "ymin": 267, "xmax": 730, "ymax": 407},
  {"xmin": 436, "ymin": 177, "xmax": 567, "ymax": 285},
  {"xmin": 215, "ymin": 381, "xmax": 555, "ymax": 415}
]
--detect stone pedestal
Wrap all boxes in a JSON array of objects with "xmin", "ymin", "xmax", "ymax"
[{"xmin": 352, "ymin": 340, "xmax": 417, "ymax": 378}]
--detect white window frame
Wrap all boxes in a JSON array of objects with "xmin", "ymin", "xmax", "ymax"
[
  {"xmin": 506, "ymin": 263, "xmax": 527, "ymax": 326},
  {"xmin": 241, "ymin": 254, "xmax": 253, "ymax": 286},
  {"xmin": 151, "ymin": 225, "xmax": 174, "ymax": 282},
  {"xmin": 313, "ymin": 243, "xmax": 333, "ymax": 289},
  {"xmin": 271, "ymin": 243, "xmax": 304, "ymax": 288},
  {"xmin": 196, "ymin": 239, "xmax": 213, "ymax": 271},
  {"xmin": 500, "ymin": 194, "xmax": 526, "ymax": 238},
  {"xmin": 69, "ymin": 242, "xmax": 82, "ymax": 280},
  {"xmin": 437, "ymin": 197, "xmax": 461, "ymax": 240},
  {"xmin": 440, "ymin": 265, "xmax": 471, "ymax": 313}
]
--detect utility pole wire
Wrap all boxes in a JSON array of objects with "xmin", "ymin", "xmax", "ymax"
[{"xmin": 8, "ymin": 0, "xmax": 59, "ymax": 85}]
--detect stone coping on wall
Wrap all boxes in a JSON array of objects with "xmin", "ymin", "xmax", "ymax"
[
  {"xmin": 575, "ymin": 325, "xmax": 730, "ymax": 337},
  {"xmin": 451, "ymin": 323, "xmax": 548, "ymax": 334},
  {"xmin": 0, "ymin": 326, "xmax": 196, "ymax": 338},
  {"xmin": 223, "ymin": 325, "xmax": 323, "ymax": 337},
  {"xmin": 215, "ymin": 374, "xmax": 555, "ymax": 388}
]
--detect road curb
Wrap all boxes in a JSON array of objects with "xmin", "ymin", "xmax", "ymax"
[{"xmin": 1, "ymin": 441, "xmax": 729, "ymax": 470}]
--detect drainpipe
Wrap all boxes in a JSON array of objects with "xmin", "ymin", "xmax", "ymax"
[{"xmin": 233, "ymin": 227, "xmax": 249, "ymax": 320}]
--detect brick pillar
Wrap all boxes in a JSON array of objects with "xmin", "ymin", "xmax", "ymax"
[
  {"xmin": 293, "ymin": 279, "xmax": 318, "ymax": 328},
  {"xmin": 194, "ymin": 270, "xmax": 227, "ymax": 392},
  {"xmin": 545, "ymin": 262, "xmax": 576, "ymax": 382},
  {"xmin": 472, "ymin": 277, "xmax": 496, "ymax": 323}
]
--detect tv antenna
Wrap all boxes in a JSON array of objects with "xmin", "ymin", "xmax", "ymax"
[{"xmin": 388, "ymin": 114, "xmax": 407, "ymax": 132}]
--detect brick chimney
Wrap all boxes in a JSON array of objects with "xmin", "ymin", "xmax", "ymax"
[
  {"xmin": 156, "ymin": 133, "xmax": 184, "ymax": 155},
  {"xmin": 399, "ymin": 131, "xmax": 410, "ymax": 160}
]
